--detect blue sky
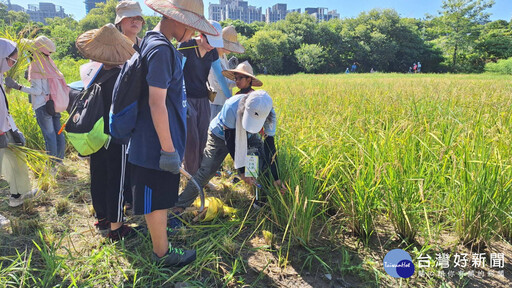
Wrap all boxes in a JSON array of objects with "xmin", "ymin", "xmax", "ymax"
[{"xmin": 9, "ymin": 0, "xmax": 512, "ymax": 21}]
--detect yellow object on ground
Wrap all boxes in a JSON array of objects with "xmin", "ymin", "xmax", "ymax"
[{"xmin": 192, "ymin": 197, "xmax": 237, "ymax": 222}]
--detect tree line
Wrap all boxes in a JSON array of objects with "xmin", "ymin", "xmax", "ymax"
[{"xmin": 1, "ymin": 0, "xmax": 510, "ymax": 74}]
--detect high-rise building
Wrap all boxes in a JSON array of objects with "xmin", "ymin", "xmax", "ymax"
[
  {"xmin": 305, "ymin": 7, "xmax": 339, "ymax": 22},
  {"xmin": 265, "ymin": 3, "xmax": 287, "ymax": 23},
  {"xmin": 209, "ymin": 0, "xmax": 263, "ymax": 23},
  {"xmin": 20, "ymin": 2, "xmax": 68, "ymax": 24},
  {"xmin": 85, "ymin": 0, "xmax": 106, "ymax": 14}
]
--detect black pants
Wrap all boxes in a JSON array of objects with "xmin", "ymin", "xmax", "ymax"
[{"xmin": 90, "ymin": 142, "xmax": 127, "ymax": 223}]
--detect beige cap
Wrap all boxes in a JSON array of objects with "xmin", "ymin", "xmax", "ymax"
[
  {"xmin": 76, "ymin": 23, "xmax": 135, "ymax": 66},
  {"xmin": 144, "ymin": 0, "xmax": 218, "ymax": 36},
  {"xmin": 222, "ymin": 26, "xmax": 244, "ymax": 54},
  {"xmin": 24, "ymin": 36, "xmax": 56, "ymax": 55},
  {"xmin": 115, "ymin": 1, "xmax": 145, "ymax": 25},
  {"xmin": 222, "ymin": 61, "xmax": 262, "ymax": 87}
]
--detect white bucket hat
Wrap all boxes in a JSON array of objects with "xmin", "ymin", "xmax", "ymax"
[
  {"xmin": 115, "ymin": 1, "xmax": 145, "ymax": 25},
  {"xmin": 242, "ymin": 90, "xmax": 273, "ymax": 133},
  {"xmin": 222, "ymin": 61, "xmax": 262, "ymax": 87},
  {"xmin": 144, "ymin": 0, "xmax": 218, "ymax": 36},
  {"xmin": 222, "ymin": 25, "xmax": 244, "ymax": 54},
  {"xmin": 205, "ymin": 20, "xmax": 223, "ymax": 48}
]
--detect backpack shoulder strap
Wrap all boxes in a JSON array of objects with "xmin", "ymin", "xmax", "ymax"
[
  {"xmin": 140, "ymin": 36, "xmax": 175, "ymax": 71},
  {"xmin": 94, "ymin": 69, "xmax": 119, "ymax": 86}
]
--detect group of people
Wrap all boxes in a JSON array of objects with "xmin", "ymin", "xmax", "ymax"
[
  {"xmin": 409, "ymin": 62, "xmax": 422, "ymax": 73},
  {"xmin": 0, "ymin": 0, "xmax": 284, "ymax": 268}
]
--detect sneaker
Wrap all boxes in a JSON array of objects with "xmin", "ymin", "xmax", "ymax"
[
  {"xmin": 94, "ymin": 218, "xmax": 111, "ymax": 236},
  {"xmin": 152, "ymin": 245, "xmax": 196, "ymax": 267},
  {"xmin": 0, "ymin": 213, "xmax": 10, "ymax": 227},
  {"xmin": 107, "ymin": 224, "xmax": 141, "ymax": 241},
  {"xmin": 252, "ymin": 198, "xmax": 267, "ymax": 210},
  {"xmin": 9, "ymin": 189, "xmax": 39, "ymax": 207}
]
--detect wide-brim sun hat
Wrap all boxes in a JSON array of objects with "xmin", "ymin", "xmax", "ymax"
[
  {"xmin": 145, "ymin": 0, "xmax": 218, "ymax": 36},
  {"xmin": 242, "ymin": 90, "xmax": 273, "ymax": 133},
  {"xmin": 222, "ymin": 25, "xmax": 244, "ymax": 54},
  {"xmin": 23, "ymin": 35, "xmax": 56, "ymax": 55},
  {"xmin": 115, "ymin": 1, "xmax": 145, "ymax": 25},
  {"xmin": 76, "ymin": 23, "xmax": 135, "ymax": 66},
  {"xmin": 206, "ymin": 20, "xmax": 223, "ymax": 48},
  {"xmin": 222, "ymin": 61, "xmax": 262, "ymax": 87}
]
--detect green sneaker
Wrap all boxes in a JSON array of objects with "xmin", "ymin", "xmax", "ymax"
[{"xmin": 152, "ymin": 245, "xmax": 196, "ymax": 267}]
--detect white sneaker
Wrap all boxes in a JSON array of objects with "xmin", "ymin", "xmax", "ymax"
[
  {"xmin": 9, "ymin": 189, "xmax": 39, "ymax": 207},
  {"xmin": 0, "ymin": 213, "xmax": 9, "ymax": 227}
]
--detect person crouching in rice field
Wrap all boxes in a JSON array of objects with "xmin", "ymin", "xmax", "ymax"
[
  {"xmin": 5, "ymin": 36, "xmax": 66, "ymax": 165},
  {"xmin": 171, "ymin": 89, "xmax": 287, "ymax": 219},
  {"xmin": 208, "ymin": 25, "xmax": 245, "ymax": 121},
  {"xmin": 114, "ymin": 0, "xmax": 145, "ymax": 216},
  {"xmin": 75, "ymin": 24, "xmax": 137, "ymax": 241},
  {"xmin": 0, "ymin": 38, "xmax": 39, "ymax": 208}
]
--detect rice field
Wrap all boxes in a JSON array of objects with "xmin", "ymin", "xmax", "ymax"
[{"xmin": 1, "ymin": 69, "xmax": 512, "ymax": 287}]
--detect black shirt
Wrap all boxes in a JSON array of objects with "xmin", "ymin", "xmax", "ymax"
[{"xmin": 178, "ymin": 39, "xmax": 219, "ymax": 99}]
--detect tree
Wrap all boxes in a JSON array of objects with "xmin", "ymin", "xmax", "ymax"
[
  {"xmin": 244, "ymin": 30, "xmax": 290, "ymax": 74},
  {"xmin": 79, "ymin": 0, "xmax": 117, "ymax": 31},
  {"xmin": 436, "ymin": 0, "xmax": 495, "ymax": 71},
  {"xmin": 295, "ymin": 43, "xmax": 327, "ymax": 73}
]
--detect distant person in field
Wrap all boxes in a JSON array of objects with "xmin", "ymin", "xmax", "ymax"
[
  {"xmin": 172, "ymin": 89, "xmax": 286, "ymax": 215},
  {"xmin": 179, "ymin": 20, "xmax": 231, "ymax": 175},
  {"xmin": 115, "ymin": 1, "xmax": 144, "ymax": 48},
  {"xmin": 0, "ymin": 38, "xmax": 39, "ymax": 207},
  {"xmin": 417, "ymin": 62, "xmax": 422, "ymax": 73},
  {"xmin": 115, "ymin": 0, "xmax": 145, "ymax": 216},
  {"xmin": 345, "ymin": 67, "xmax": 349, "ymax": 74},
  {"xmin": 75, "ymin": 24, "xmax": 136, "ymax": 241},
  {"xmin": 408, "ymin": 66, "xmax": 412, "ymax": 73},
  {"xmin": 351, "ymin": 62, "xmax": 357, "ymax": 72},
  {"xmin": 209, "ymin": 25, "xmax": 244, "ymax": 121},
  {"xmin": 413, "ymin": 63, "xmax": 418, "ymax": 73},
  {"xmin": 5, "ymin": 36, "xmax": 66, "ymax": 164}
]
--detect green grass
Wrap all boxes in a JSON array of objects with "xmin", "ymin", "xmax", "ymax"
[{"xmin": 2, "ymin": 72, "xmax": 512, "ymax": 286}]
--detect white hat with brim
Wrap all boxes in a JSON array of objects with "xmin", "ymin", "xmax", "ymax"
[
  {"xmin": 76, "ymin": 23, "xmax": 135, "ymax": 66},
  {"xmin": 242, "ymin": 90, "xmax": 273, "ymax": 133},
  {"xmin": 115, "ymin": 1, "xmax": 145, "ymax": 25},
  {"xmin": 23, "ymin": 36, "xmax": 56, "ymax": 55},
  {"xmin": 206, "ymin": 20, "xmax": 223, "ymax": 48},
  {"xmin": 222, "ymin": 61, "xmax": 262, "ymax": 87},
  {"xmin": 222, "ymin": 25, "xmax": 244, "ymax": 54},
  {"xmin": 145, "ymin": 0, "xmax": 218, "ymax": 36}
]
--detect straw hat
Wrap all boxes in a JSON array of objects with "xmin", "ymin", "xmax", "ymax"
[
  {"xmin": 115, "ymin": 1, "xmax": 145, "ymax": 25},
  {"xmin": 145, "ymin": 0, "xmax": 218, "ymax": 36},
  {"xmin": 24, "ymin": 36, "xmax": 56, "ymax": 55},
  {"xmin": 222, "ymin": 61, "xmax": 262, "ymax": 87},
  {"xmin": 222, "ymin": 26, "xmax": 244, "ymax": 54},
  {"xmin": 76, "ymin": 23, "xmax": 135, "ymax": 65}
]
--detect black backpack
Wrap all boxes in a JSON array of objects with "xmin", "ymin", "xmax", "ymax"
[
  {"xmin": 109, "ymin": 36, "xmax": 173, "ymax": 143},
  {"xmin": 64, "ymin": 70, "xmax": 118, "ymax": 156}
]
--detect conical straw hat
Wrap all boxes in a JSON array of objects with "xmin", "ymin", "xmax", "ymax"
[
  {"xmin": 222, "ymin": 61, "xmax": 262, "ymax": 87},
  {"xmin": 222, "ymin": 26, "xmax": 244, "ymax": 54},
  {"xmin": 76, "ymin": 23, "xmax": 135, "ymax": 66},
  {"xmin": 145, "ymin": 0, "xmax": 218, "ymax": 36}
]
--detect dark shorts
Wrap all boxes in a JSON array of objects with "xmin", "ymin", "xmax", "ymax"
[{"xmin": 131, "ymin": 164, "xmax": 180, "ymax": 215}]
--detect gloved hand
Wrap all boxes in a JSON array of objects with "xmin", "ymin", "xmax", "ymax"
[
  {"xmin": 159, "ymin": 150, "xmax": 181, "ymax": 174},
  {"xmin": 4, "ymin": 77, "xmax": 21, "ymax": 90},
  {"xmin": 0, "ymin": 133, "xmax": 7, "ymax": 148}
]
